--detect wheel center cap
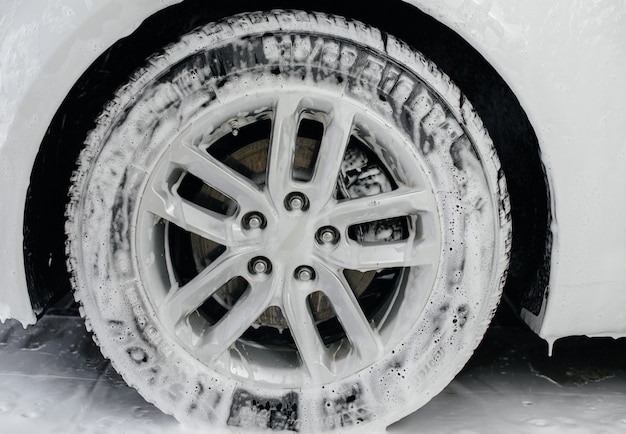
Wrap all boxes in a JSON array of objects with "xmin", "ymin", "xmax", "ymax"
[{"xmin": 280, "ymin": 223, "xmax": 308, "ymax": 252}]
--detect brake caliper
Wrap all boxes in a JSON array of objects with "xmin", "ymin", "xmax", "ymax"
[{"xmin": 338, "ymin": 145, "xmax": 405, "ymax": 244}]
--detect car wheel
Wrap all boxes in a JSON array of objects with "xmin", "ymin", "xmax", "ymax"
[{"xmin": 65, "ymin": 10, "xmax": 511, "ymax": 432}]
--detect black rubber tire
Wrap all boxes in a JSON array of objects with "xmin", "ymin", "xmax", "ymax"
[{"xmin": 66, "ymin": 10, "xmax": 511, "ymax": 432}]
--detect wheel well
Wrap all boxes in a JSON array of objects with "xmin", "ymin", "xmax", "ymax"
[{"xmin": 24, "ymin": 0, "xmax": 550, "ymax": 317}]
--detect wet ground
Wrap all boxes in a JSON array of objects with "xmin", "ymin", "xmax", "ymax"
[{"xmin": 1, "ymin": 303, "xmax": 625, "ymax": 434}]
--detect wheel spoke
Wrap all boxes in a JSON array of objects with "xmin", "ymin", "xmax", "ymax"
[
  {"xmin": 324, "ymin": 238, "xmax": 440, "ymax": 272},
  {"xmin": 282, "ymin": 282, "xmax": 333, "ymax": 383},
  {"xmin": 267, "ymin": 96, "xmax": 302, "ymax": 202},
  {"xmin": 316, "ymin": 264, "xmax": 381, "ymax": 361},
  {"xmin": 159, "ymin": 249, "xmax": 252, "ymax": 330},
  {"xmin": 323, "ymin": 186, "xmax": 434, "ymax": 231},
  {"xmin": 198, "ymin": 276, "xmax": 278, "ymax": 361},
  {"xmin": 170, "ymin": 140, "xmax": 266, "ymax": 211},
  {"xmin": 306, "ymin": 106, "xmax": 354, "ymax": 208},
  {"xmin": 141, "ymin": 181, "xmax": 233, "ymax": 245}
]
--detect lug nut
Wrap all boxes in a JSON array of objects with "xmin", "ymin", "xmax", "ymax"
[
  {"xmin": 243, "ymin": 212, "xmax": 266, "ymax": 230},
  {"xmin": 253, "ymin": 260, "xmax": 267, "ymax": 274},
  {"xmin": 290, "ymin": 197, "xmax": 303, "ymax": 210},
  {"xmin": 248, "ymin": 215, "xmax": 262, "ymax": 229},
  {"xmin": 250, "ymin": 257, "xmax": 271, "ymax": 275},
  {"xmin": 295, "ymin": 266, "xmax": 315, "ymax": 281},
  {"xmin": 316, "ymin": 226, "xmax": 339, "ymax": 245},
  {"xmin": 321, "ymin": 230, "xmax": 335, "ymax": 243},
  {"xmin": 284, "ymin": 192, "xmax": 309, "ymax": 211}
]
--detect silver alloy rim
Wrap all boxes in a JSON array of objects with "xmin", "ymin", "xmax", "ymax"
[{"xmin": 136, "ymin": 88, "xmax": 442, "ymax": 387}]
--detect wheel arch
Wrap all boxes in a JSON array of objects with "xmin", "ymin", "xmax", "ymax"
[{"xmin": 24, "ymin": 0, "xmax": 551, "ymax": 319}]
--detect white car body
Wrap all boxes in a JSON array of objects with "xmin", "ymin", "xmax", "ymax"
[{"xmin": 1, "ymin": 0, "xmax": 625, "ymax": 352}]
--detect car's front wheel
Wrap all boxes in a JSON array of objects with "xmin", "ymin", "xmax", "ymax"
[{"xmin": 65, "ymin": 10, "xmax": 511, "ymax": 432}]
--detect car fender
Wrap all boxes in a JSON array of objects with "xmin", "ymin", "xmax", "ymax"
[{"xmin": 0, "ymin": 0, "xmax": 182, "ymax": 325}]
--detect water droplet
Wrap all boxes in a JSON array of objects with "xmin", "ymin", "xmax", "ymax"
[{"xmin": 230, "ymin": 120, "xmax": 240, "ymax": 136}]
